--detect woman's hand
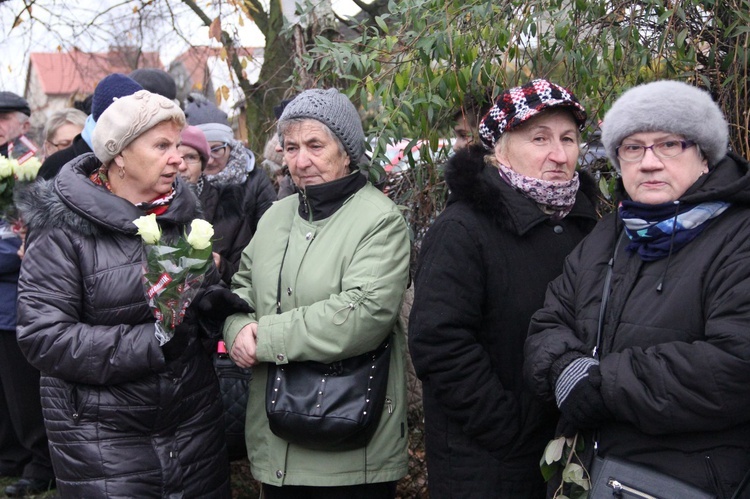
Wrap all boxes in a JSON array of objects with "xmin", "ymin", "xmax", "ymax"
[{"xmin": 230, "ymin": 323, "xmax": 258, "ymax": 368}]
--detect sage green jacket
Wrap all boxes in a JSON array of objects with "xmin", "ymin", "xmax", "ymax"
[{"xmin": 224, "ymin": 182, "xmax": 410, "ymax": 486}]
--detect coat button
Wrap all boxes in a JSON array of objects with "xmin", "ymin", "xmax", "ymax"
[
  {"xmin": 276, "ymin": 470, "xmax": 283, "ymax": 479},
  {"xmin": 553, "ymin": 225, "xmax": 564, "ymax": 234},
  {"xmin": 277, "ymin": 354, "xmax": 285, "ymax": 362},
  {"xmin": 305, "ymin": 232, "xmax": 313, "ymax": 240},
  {"xmin": 286, "ymin": 287, "xmax": 292, "ymax": 295}
]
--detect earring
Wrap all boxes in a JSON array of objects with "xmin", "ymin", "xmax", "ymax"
[{"xmin": 118, "ymin": 165, "xmax": 125, "ymax": 179}]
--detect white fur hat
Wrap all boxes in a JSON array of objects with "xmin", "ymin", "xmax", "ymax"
[
  {"xmin": 601, "ymin": 80, "xmax": 728, "ymax": 171},
  {"xmin": 93, "ymin": 90, "xmax": 185, "ymax": 164}
]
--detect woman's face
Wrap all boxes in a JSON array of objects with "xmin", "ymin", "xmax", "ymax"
[
  {"xmin": 282, "ymin": 119, "xmax": 350, "ymax": 189},
  {"xmin": 45, "ymin": 122, "xmax": 83, "ymax": 157},
  {"xmin": 178, "ymin": 144, "xmax": 203, "ymax": 184},
  {"xmin": 113, "ymin": 120, "xmax": 183, "ymax": 203},
  {"xmin": 619, "ymin": 131, "xmax": 708, "ymax": 204},
  {"xmin": 494, "ymin": 110, "xmax": 580, "ymax": 182}
]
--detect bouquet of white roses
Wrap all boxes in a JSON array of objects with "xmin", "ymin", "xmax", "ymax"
[
  {"xmin": 133, "ymin": 214, "xmax": 215, "ymax": 345},
  {"xmin": 0, "ymin": 155, "xmax": 42, "ymax": 224}
]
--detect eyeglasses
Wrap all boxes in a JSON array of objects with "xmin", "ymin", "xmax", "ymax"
[
  {"xmin": 209, "ymin": 143, "xmax": 229, "ymax": 159},
  {"xmin": 47, "ymin": 139, "xmax": 72, "ymax": 149},
  {"xmin": 182, "ymin": 153, "xmax": 202, "ymax": 165},
  {"xmin": 616, "ymin": 140, "xmax": 696, "ymax": 162}
]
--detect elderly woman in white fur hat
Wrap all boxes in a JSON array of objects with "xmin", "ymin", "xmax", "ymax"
[
  {"xmin": 525, "ymin": 80, "xmax": 750, "ymax": 496},
  {"xmin": 14, "ymin": 90, "xmax": 249, "ymax": 497}
]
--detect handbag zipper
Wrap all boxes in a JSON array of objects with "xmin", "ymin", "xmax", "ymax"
[{"xmin": 608, "ymin": 479, "xmax": 658, "ymax": 499}]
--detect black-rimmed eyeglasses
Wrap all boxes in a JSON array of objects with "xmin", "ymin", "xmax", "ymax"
[
  {"xmin": 209, "ymin": 143, "xmax": 229, "ymax": 159},
  {"xmin": 616, "ymin": 140, "xmax": 696, "ymax": 162}
]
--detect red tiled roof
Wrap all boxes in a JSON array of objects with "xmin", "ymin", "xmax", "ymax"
[
  {"xmin": 172, "ymin": 46, "xmax": 257, "ymax": 90},
  {"xmin": 29, "ymin": 49, "xmax": 163, "ymax": 95}
]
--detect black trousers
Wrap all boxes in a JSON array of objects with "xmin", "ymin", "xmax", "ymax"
[
  {"xmin": 262, "ymin": 481, "xmax": 397, "ymax": 499},
  {"xmin": 0, "ymin": 332, "xmax": 54, "ymax": 480}
]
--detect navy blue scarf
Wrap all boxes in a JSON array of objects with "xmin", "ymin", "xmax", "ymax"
[{"xmin": 619, "ymin": 200, "xmax": 729, "ymax": 261}]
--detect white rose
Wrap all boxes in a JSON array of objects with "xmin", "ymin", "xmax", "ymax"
[
  {"xmin": 0, "ymin": 156, "xmax": 12, "ymax": 178},
  {"xmin": 186, "ymin": 218, "xmax": 214, "ymax": 250},
  {"xmin": 133, "ymin": 214, "xmax": 162, "ymax": 245},
  {"xmin": 14, "ymin": 157, "xmax": 42, "ymax": 181}
]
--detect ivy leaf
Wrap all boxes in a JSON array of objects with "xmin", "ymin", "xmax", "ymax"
[
  {"xmin": 562, "ymin": 463, "xmax": 590, "ymax": 490},
  {"xmin": 541, "ymin": 461, "xmax": 559, "ymax": 482},
  {"xmin": 543, "ymin": 436, "xmax": 567, "ymax": 465}
]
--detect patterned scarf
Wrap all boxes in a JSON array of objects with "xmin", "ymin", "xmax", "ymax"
[
  {"xmin": 619, "ymin": 200, "xmax": 729, "ymax": 261},
  {"xmin": 89, "ymin": 168, "xmax": 175, "ymax": 215},
  {"xmin": 205, "ymin": 139, "xmax": 254, "ymax": 185},
  {"xmin": 496, "ymin": 163, "xmax": 580, "ymax": 219}
]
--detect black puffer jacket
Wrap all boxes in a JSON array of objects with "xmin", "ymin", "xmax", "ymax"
[
  {"xmin": 409, "ymin": 145, "xmax": 598, "ymax": 498},
  {"xmin": 16, "ymin": 154, "xmax": 230, "ymax": 498},
  {"xmin": 525, "ymin": 152, "xmax": 750, "ymax": 497}
]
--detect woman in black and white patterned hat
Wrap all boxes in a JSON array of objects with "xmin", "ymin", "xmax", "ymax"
[{"xmin": 409, "ymin": 79, "xmax": 599, "ymax": 498}]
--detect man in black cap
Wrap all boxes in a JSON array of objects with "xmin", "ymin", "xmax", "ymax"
[{"xmin": 0, "ymin": 92, "xmax": 33, "ymax": 158}]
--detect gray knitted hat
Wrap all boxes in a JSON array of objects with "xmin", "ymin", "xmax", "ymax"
[
  {"xmin": 601, "ymin": 80, "xmax": 728, "ymax": 171},
  {"xmin": 278, "ymin": 88, "xmax": 365, "ymax": 163},
  {"xmin": 184, "ymin": 93, "xmax": 229, "ymax": 127},
  {"xmin": 197, "ymin": 123, "xmax": 233, "ymax": 144},
  {"xmin": 93, "ymin": 90, "xmax": 185, "ymax": 164}
]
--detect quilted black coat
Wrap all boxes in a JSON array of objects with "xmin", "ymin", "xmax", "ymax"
[
  {"xmin": 409, "ymin": 145, "xmax": 599, "ymax": 498},
  {"xmin": 525, "ymin": 153, "xmax": 750, "ymax": 497},
  {"xmin": 16, "ymin": 154, "xmax": 231, "ymax": 498}
]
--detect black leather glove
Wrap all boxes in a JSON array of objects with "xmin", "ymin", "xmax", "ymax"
[
  {"xmin": 557, "ymin": 363, "xmax": 612, "ymax": 432},
  {"xmin": 193, "ymin": 285, "xmax": 253, "ymax": 321},
  {"xmin": 160, "ymin": 307, "xmax": 200, "ymax": 363}
]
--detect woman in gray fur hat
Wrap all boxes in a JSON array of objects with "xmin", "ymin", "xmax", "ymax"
[{"xmin": 525, "ymin": 80, "xmax": 750, "ymax": 496}]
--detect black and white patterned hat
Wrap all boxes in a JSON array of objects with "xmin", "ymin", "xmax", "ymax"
[{"xmin": 479, "ymin": 79, "xmax": 587, "ymax": 150}]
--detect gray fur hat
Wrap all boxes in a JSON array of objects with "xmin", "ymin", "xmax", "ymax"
[
  {"xmin": 602, "ymin": 80, "xmax": 728, "ymax": 171},
  {"xmin": 278, "ymin": 88, "xmax": 365, "ymax": 163}
]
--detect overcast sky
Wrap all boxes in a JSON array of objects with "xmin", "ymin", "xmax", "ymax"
[{"xmin": 0, "ymin": 0, "xmax": 360, "ymax": 95}]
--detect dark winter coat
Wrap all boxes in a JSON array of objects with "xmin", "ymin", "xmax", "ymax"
[
  {"xmin": 525, "ymin": 152, "xmax": 750, "ymax": 497},
  {"xmin": 409, "ymin": 145, "xmax": 598, "ymax": 498},
  {"xmin": 198, "ymin": 179, "xmax": 256, "ymax": 284},
  {"xmin": 15, "ymin": 154, "xmax": 230, "ymax": 498},
  {"xmin": 0, "ymin": 223, "xmax": 21, "ymax": 331},
  {"xmin": 37, "ymin": 134, "xmax": 93, "ymax": 180}
]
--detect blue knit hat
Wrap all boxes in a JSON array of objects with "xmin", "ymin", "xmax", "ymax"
[{"xmin": 92, "ymin": 74, "xmax": 143, "ymax": 121}]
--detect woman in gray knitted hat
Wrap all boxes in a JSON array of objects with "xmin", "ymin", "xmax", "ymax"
[
  {"xmin": 224, "ymin": 88, "xmax": 410, "ymax": 498},
  {"xmin": 15, "ymin": 90, "xmax": 249, "ymax": 497},
  {"xmin": 525, "ymin": 80, "xmax": 750, "ymax": 496}
]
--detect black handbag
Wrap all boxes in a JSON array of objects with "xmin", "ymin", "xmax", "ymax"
[
  {"xmin": 589, "ymin": 455, "xmax": 715, "ymax": 499},
  {"xmin": 213, "ymin": 349, "xmax": 252, "ymax": 461},
  {"xmin": 265, "ymin": 338, "xmax": 391, "ymax": 451},
  {"xmin": 264, "ymin": 238, "xmax": 391, "ymax": 451}
]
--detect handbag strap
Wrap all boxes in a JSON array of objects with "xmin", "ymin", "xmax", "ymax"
[
  {"xmin": 593, "ymin": 230, "xmax": 625, "ymax": 360},
  {"xmin": 276, "ymin": 237, "xmax": 291, "ymax": 315}
]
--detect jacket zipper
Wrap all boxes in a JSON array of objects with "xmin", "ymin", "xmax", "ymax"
[
  {"xmin": 386, "ymin": 397, "xmax": 393, "ymax": 414},
  {"xmin": 300, "ymin": 191, "xmax": 313, "ymax": 223},
  {"xmin": 608, "ymin": 479, "xmax": 658, "ymax": 498}
]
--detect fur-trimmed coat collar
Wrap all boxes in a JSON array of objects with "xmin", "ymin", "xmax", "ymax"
[
  {"xmin": 18, "ymin": 153, "xmax": 200, "ymax": 239},
  {"xmin": 444, "ymin": 144, "xmax": 599, "ymax": 235}
]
